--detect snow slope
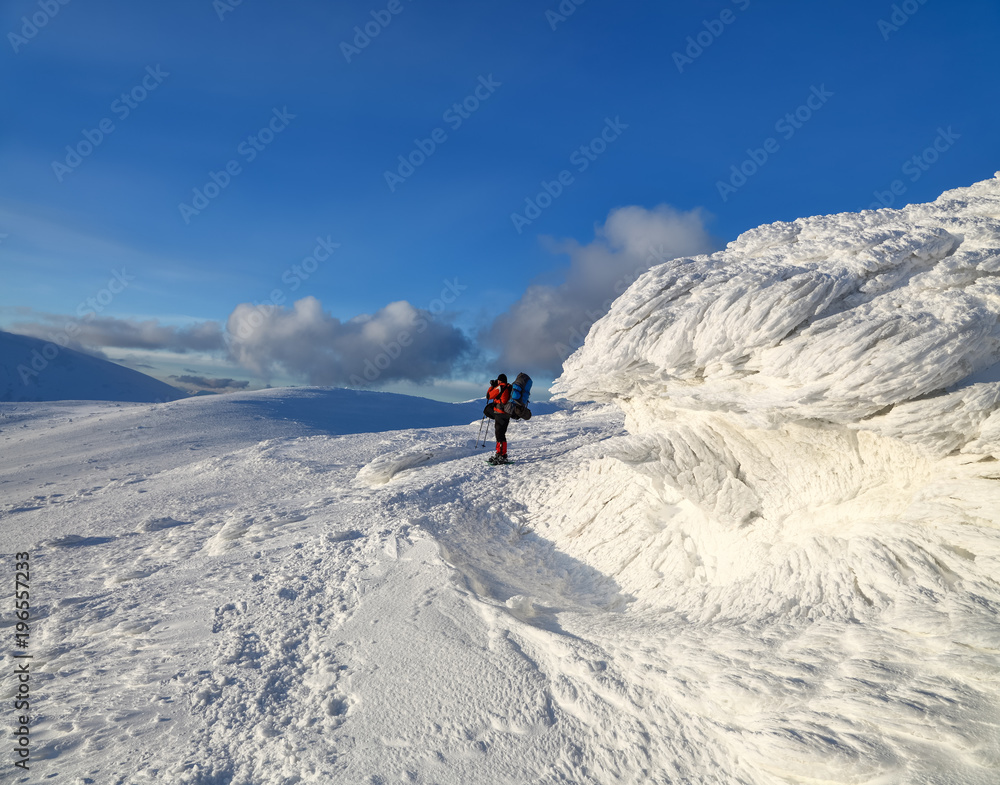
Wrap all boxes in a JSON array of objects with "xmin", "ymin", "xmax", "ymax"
[
  {"xmin": 3, "ymin": 176, "xmax": 1000, "ymax": 785},
  {"xmin": 0, "ymin": 330, "xmax": 186, "ymax": 403}
]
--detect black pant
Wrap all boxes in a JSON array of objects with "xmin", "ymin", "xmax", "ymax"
[{"xmin": 494, "ymin": 414, "xmax": 509, "ymax": 445}]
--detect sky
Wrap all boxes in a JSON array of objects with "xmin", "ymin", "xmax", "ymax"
[{"xmin": 1, "ymin": 0, "xmax": 998, "ymax": 401}]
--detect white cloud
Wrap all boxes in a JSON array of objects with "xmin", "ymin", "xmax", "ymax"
[
  {"xmin": 7, "ymin": 296, "xmax": 474, "ymax": 389},
  {"xmin": 225, "ymin": 296, "xmax": 472, "ymax": 387},
  {"xmin": 7, "ymin": 205, "xmax": 717, "ymax": 392},
  {"xmin": 484, "ymin": 204, "xmax": 719, "ymax": 376}
]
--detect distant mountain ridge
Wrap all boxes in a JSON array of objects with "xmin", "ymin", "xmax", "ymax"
[{"xmin": 0, "ymin": 330, "xmax": 186, "ymax": 402}]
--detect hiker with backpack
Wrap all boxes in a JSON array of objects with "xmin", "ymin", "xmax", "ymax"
[{"xmin": 484, "ymin": 372, "xmax": 532, "ymax": 465}]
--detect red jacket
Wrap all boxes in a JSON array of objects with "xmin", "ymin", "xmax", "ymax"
[{"xmin": 487, "ymin": 382, "xmax": 511, "ymax": 415}]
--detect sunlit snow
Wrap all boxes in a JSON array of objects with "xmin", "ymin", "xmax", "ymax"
[{"xmin": 4, "ymin": 175, "xmax": 1000, "ymax": 784}]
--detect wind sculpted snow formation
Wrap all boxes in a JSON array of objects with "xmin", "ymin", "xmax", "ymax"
[
  {"xmin": 556, "ymin": 174, "xmax": 1000, "ymax": 442},
  {"xmin": 540, "ymin": 174, "xmax": 1000, "ymax": 775},
  {"xmin": 551, "ymin": 173, "xmax": 1000, "ymax": 593}
]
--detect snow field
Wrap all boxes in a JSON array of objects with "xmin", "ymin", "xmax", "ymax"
[
  {"xmin": 3, "ymin": 387, "xmax": 999, "ymax": 783},
  {"xmin": 0, "ymin": 395, "xmax": 636, "ymax": 784}
]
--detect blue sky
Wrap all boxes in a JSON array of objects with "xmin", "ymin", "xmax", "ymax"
[{"xmin": 2, "ymin": 0, "xmax": 998, "ymax": 400}]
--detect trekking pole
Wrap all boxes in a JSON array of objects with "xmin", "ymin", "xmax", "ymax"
[
  {"xmin": 476, "ymin": 415, "xmax": 487, "ymax": 447},
  {"xmin": 481, "ymin": 418, "xmax": 495, "ymax": 448}
]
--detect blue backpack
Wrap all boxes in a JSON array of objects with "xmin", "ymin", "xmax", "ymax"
[
  {"xmin": 511, "ymin": 372, "xmax": 531, "ymax": 404},
  {"xmin": 505, "ymin": 372, "xmax": 532, "ymax": 420}
]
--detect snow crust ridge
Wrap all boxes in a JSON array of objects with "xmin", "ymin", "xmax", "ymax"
[{"xmin": 554, "ymin": 174, "xmax": 1000, "ymax": 451}]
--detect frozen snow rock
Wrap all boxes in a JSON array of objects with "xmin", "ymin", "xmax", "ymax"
[
  {"xmin": 355, "ymin": 441, "xmax": 468, "ymax": 486},
  {"xmin": 543, "ymin": 174, "xmax": 1000, "ymax": 625},
  {"xmin": 356, "ymin": 447, "xmax": 436, "ymax": 486},
  {"xmin": 325, "ymin": 529, "xmax": 364, "ymax": 543},
  {"xmin": 554, "ymin": 173, "xmax": 1000, "ymax": 454}
]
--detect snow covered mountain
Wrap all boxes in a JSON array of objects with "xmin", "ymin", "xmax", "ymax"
[
  {"xmin": 0, "ymin": 329, "xmax": 186, "ymax": 402},
  {"xmin": 3, "ymin": 175, "xmax": 1000, "ymax": 785}
]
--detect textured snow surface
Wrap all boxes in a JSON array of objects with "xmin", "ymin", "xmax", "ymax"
[
  {"xmin": 4, "ymin": 178, "xmax": 1000, "ymax": 784},
  {"xmin": 555, "ymin": 173, "xmax": 1000, "ymax": 449},
  {"xmin": 2, "ymin": 399, "xmax": 996, "ymax": 784}
]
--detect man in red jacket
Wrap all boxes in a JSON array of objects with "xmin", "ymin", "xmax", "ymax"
[{"xmin": 486, "ymin": 373, "xmax": 511, "ymax": 464}]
